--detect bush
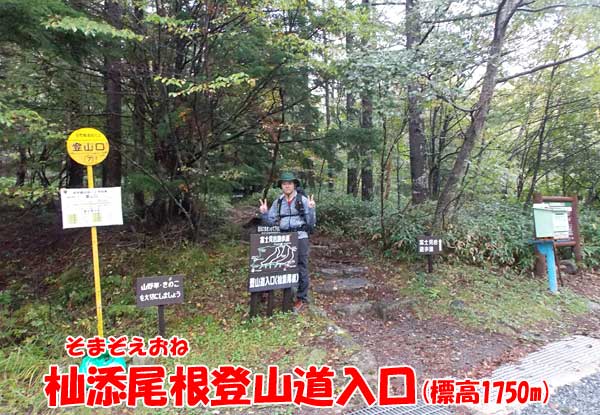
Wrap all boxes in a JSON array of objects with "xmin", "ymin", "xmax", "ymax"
[
  {"xmin": 316, "ymin": 193, "xmax": 379, "ymax": 235},
  {"xmin": 356, "ymin": 200, "xmax": 433, "ymax": 260},
  {"xmin": 321, "ymin": 197, "xmax": 537, "ymax": 270},
  {"xmin": 445, "ymin": 202, "xmax": 535, "ymax": 270},
  {"xmin": 579, "ymin": 209, "xmax": 600, "ymax": 268},
  {"xmin": 307, "ymin": 192, "xmax": 600, "ymax": 272},
  {"xmin": 0, "ymin": 177, "xmax": 58, "ymax": 209}
]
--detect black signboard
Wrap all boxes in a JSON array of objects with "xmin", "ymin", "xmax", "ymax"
[
  {"xmin": 417, "ymin": 236, "xmax": 443, "ymax": 255},
  {"xmin": 248, "ymin": 232, "xmax": 299, "ymax": 292},
  {"xmin": 136, "ymin": 275, "xmax": 184, "ymax": 307}
]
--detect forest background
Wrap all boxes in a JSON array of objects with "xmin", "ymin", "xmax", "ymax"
[{"xmin": 0, "ymin": 0, "xmax": 599, "ymax": 413}]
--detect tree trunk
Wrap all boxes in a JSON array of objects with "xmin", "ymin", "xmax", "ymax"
[
  {"xmin": 264, "ymin": 131, "xmax": 281, "ymax": 199},
  {"xmin": 328, "ymin": 167, "xmax": 335, "ymax": 192},
  {"xmin": 525, "ymin": 66, "xmax": 558, "ymax": 206},
  {"xmin": 66, "ymin": 158, "xmax": 83, "ymax": 187},
  {"xmin": 345, "ymin": 0, "xmax": 359, "ymax": 197},
  {"xmin": 65, "ymin": 95, "xmax": 83, "ymax": 187},
  {"xmin": 431, "ymin": 112, "xmax": 450, "ymax": 198},
  {"xmin": 359, "ymin": 0, "xmax": 374, "ymax": 201},
  {"xmin": 102, "ymin": 0, "xmax": 123, "ymax": 187},
  {"xmin": 396, "ymin": 146, "xmax": 402, "ymax": 210},
  {"xmin": 406, "ymin": 0, "xmax": 428, "ymax": 204},
  {"xmin": 263, "ymin": 88, "xmax": 286, "ymax": 198},
  {"xmin": 15, "ymin": 146, "xmax": 26, "ymax": 186},
  {"xmin": 434, "ymin": 0, "xmax": 522, "ymax": 229},
  {"xmin": 384, "ymin": 157, "xmax": 392, "ymax": 200},
  {"xmin": 360, "ymin": 93, "xmax": 374, "ymax": 201},
  {"xmin": 346, "ymin": 92, "xmax": 359, "ymax": 196},
  {"xmin": 347, "ymin": 153, "xmax": 359, "ymax": 196},
  {"xmin": 379, "ymin": 117, "xmax": 391, "ymax": 248},
  {"xmin": 132, "ymin": 4, "xmax": 147, "ymax": 215}
]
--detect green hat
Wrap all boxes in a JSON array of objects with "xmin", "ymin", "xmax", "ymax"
[{"xmin": 277, "ymin": 172, "xmax": 301, "ymax": 188}]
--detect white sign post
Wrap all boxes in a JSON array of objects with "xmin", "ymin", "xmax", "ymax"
[{"xmin": 60, "ymin": 187, "xmax": 123, "ymax": 229}]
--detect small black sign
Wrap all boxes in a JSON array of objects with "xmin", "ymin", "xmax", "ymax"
[
  {"xmin": 417, "ymin": 236, "xmax": 443, "ymax": 255},
  {"xmin": 256, "ymin": 225, "xmax": 281, "ymax": 234},
  {"xmin": 136, "ymin": 275, "xmax": 184, "ymax": 307},
  {"xmin": 249, "ymin": 232, "xmax": 298, "ymax": 292}
]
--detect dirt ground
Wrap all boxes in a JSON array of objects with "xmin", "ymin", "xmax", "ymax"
[
  {"xmin": 3, "ymin": 206, "xmax": 600, "ymax": 415},
  {"xmin": 307, "ymin": 233, "xmax": 600, "ymax": 414}
]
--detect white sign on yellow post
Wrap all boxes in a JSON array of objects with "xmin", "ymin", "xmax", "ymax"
[
  {"xmin": 60, "ymin": 188, "xmax": 123, "ymax": 228},
  {"xmin": 65, "ymin": 128, "xmax": 113, "ymax": 338}
]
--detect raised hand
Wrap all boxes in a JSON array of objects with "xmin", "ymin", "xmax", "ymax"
[
  {"xmin": 259, "ymin": 198, "xmax": 268, "ymax": 214},
  {"xmin": 308, "ymin": 194, "xmax": 316, "ymax": 209}
]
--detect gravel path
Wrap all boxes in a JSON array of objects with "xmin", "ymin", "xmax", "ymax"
[{"xmin": 510, "ymin": 372, "xmax": 600, "ymax": 415}]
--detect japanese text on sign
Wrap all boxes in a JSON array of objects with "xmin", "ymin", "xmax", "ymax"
[
  {"xmin": 249, "ymin": 232, "xmax": 299, "ymax": 292},
  {"xmin": 249, "ymin": 273, "xmax": 299, "ymax": 290},
  {"xmin": 417, "ymin": 236, "xmax": 443, "ymax": 255},
  {"xmin": 257, "ymin": 225, "xmax": 280, "ymax": 233},
  {"xmin": 64, "ymin": 336, "xmax": 190, "ymax": 358},
  {"xmin": 66, "ymin": 128, "xmax": 110, "ymax": 166},
  {"xmin": 60, "ymin": 187, "xmax": 123, "ymax": 229},
  {"xmin": 422, "ymin": 378, "xmax": 549, "ymax": 405},
  {"xmin": 259, "ymin": 234, "xmax": 291, "ymax": 244},
  {"xmin": 45, "ymin": 336, "xmax": 552, "ymax": 409},
  {"xmin": 136, "ymin": 275, "xmax": 184, "ymax": 307}
]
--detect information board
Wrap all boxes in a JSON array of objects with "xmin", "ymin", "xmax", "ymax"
[
  {"xmin": 248, "ymin": 232, "xmax": 299, "ymax": 292},
  {"xmin": 417, "ymin": 236, "xmax": 443, "ymax": 255},
  {"xmin": 60, "ymin": 187, "xmax": 123, "ymax": 229},
  {"xmin": 136, "ymin": 275, "xmax": 184, "ymax": 307}
]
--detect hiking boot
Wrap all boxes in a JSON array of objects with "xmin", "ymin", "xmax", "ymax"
[{"xmin": 293, "ymin": 299, "xmax": 307, "ymax": 313}]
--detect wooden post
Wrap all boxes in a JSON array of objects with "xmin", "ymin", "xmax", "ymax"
[
  {"xmin": 552, "ymin": 241, "xmax": 564, "ymax": 287},
  {"xmin": 533, "ymin": 192, "xmax": 582, "ymax": 270},
  {"xmin": 571, "ymin": 194, "xmax": 582, "ymax": 262},
  {"xmin": 266, "ymin": 291, "xmax": 275, "ymax": 316},
  {"xmin": 249, "ymin": 292, "xmax": 260, "ymax": 318},
  {"xmin": 533, "ymin": 192, "xmax": 547, "ymax": 277},
  {"xmin": 157, "ymin": 305, "xmax": 165, "ymax": 337},
  {"xmin": 282, "ymin": 288, "xmax": 293, "ymax": 312}
]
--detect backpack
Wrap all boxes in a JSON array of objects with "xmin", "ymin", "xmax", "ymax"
[{"xmin": 276, "ymin": 187, "xmax": 314, "ymax": 234}]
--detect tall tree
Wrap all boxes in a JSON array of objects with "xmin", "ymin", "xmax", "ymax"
[
  {"xmin": 434, "ymin": 0, "xmax": 523, "ymax": 229},
  {"xmin": 102, "ymin": 0, "xmax": 122, "ymax": 187},
  {"xmin": 346, "ymin": 0, "xmax": 360, "ymax": 197},
  {"xmin": 360, "ymin": 0, "xmax": 374, "ymax": 201},
  {"xmin": 405, "ymin": 0, "xmax": 428, "ymax": 204}
]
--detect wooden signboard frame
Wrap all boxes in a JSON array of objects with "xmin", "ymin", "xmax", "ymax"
[
  {"xmin": 248, "ymin": 227, "xmax": 298, "ymax": 317},
  {"xmin": 417, "ymin": 235, "xmax": 443, "ymax": 273},
  {"xmin": 533, "ymin": 193, "xmax": 582, "ymax": 258},
  {"xmin": 533, "ymin": 193, "xmax": 582, "ymax": 277}
]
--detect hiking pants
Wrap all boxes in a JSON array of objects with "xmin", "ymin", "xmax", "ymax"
[{"xmin": 296, "ymin": 237, "xmax": 310, "ymax": 302}]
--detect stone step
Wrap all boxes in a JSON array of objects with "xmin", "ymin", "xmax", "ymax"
[
  {"xmin": 332, "ymin": 301, "xmax": 374, "ymax": 316},
  {"xmin": 332, "ymin": 299, "xmax": 415, "ymax": 320},
  {"xmin": 314, "ymin": 277, "xmax": 371, "ymax": 294},
  {"xmin": 317, "ymin": 265, "xmax": 369, "ymax": 279}
]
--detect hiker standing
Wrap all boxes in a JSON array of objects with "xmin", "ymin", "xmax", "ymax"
[{"xmin": 259, "ymin": 172, "xmax": 316, "ymax": 312}]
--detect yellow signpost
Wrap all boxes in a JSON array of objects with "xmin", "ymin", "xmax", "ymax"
[
  {"xmin": 66, "ymin": 128, "xmax": 109, "ymax": 167},
  {"xmin": 66, "ymin": 128, "xmax": 109, "ymax": 338}
]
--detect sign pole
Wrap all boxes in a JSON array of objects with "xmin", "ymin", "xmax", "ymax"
[
  {"xmin": 157, "ymin": 305, "xmax": 166, "ymax": 337},
  {"xmin": 282, "ymin": 287, "xmax": 293, "ymax": 312},
  {"xmin": 64, "ymin": 128, "xmax": 128, "ymax": 375},
  {"xmin": 267, "ymin": 291, "xmax": 275, "ymax": 316},
  {"xmin": 136, "ymin": 275, "xmax": 184, "ymax": 331},
  {"xmin": 87, "ymin": 165, "xmax": 104, "ymax": 337},
  {"xmin": 249, "ymin": 293, "xmax": 260, "ymax": 317},
  {"xmin": 418, "ymin": 234, "xmax": 442, "ymax": 273}
]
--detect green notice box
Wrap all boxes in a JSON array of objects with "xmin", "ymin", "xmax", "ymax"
[{"xmin": 533, "ymin": 206, "xmax": 555, "ymax": 238}]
